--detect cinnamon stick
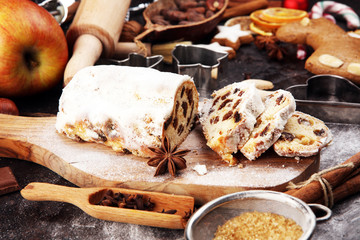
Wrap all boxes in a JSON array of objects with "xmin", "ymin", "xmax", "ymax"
[
  {"xmin": 228, "ymin": 0, "xmax": 252, "ymax": 8},
  {"xmin": 222, "ymin": 0, "xmax": 269, "ymax": 20},
  {"xmin": 342, "ymin": 166, "xmax": 360, "ymax": 183},
  {"xmin": 286, "ymin": 151, "xmax": 360, "ymax": 203},
  {"xmin": 315, "ymin": 173, "xmax": 360, "ymax": 205},
  {"xmin": 229, "ymin": 0, "xmax": 255, "ymax": 3}
]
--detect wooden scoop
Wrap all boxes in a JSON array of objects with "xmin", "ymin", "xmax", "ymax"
[{"xmin": 21, "ymin": 182, "xmax": 194, "ymax": 229}]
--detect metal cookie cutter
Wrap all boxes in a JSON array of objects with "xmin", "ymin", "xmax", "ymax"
[
  {"xmin": 172, "ymin": 45, "xmax": 228, "ymax": 100},
  {"xmin": 286, "ymin": 74, "xmax": 360, "ymax": 124},
  {"xmin": 39, "ymin": 0, "xmax": 78, "ymax": 25},
  {"xmin": 96, "ymin": 53, "xmax": 164, "ymax": 70}
]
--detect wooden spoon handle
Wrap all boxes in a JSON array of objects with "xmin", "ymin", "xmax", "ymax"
[{"xmin": 20, "ymin": 182, "xmax": 93, "ymax": 205}]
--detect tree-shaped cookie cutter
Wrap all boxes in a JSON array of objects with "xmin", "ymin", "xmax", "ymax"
[
  {"xmin": 286, "ymin": 74, "xmax": 360, "ymax": 123},
  {"xmin": 96, "ymin": 53, "xmax": 164, "ymax": 70},
  {"xmin": 172, "ymin": 45, "xmax": 228, "ymax": 100}
]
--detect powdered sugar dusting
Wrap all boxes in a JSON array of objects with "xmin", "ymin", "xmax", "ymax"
[
  {"xmin": 55, "ymin": 65, "xmax": 194, "ymax": 156},
  {"xmin": 20, "ymin": 117, "xmax": 314, "ymax": 193},
  {"xmin": 320, "ymin": 123, "xmax": 360, "ymax": 169},
  {"xmin": 179, "ymin": 163, "xmax": 299, "ymax": 187}
]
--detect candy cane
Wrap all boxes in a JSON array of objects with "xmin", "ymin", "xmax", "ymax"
[
  {"xmin": 297, "ymin": 44, "xmax": 306, "ymax": 60},
  {"xmin": 308, "ymin": 12, "xmax": 336, "ymax": 24},
  {"xmin": 321, "ymin": 13, "xmax": 336, "ymax": 24},
  {"xmin": 310, "ymin": 1, "xmax": 360, "ymax": 29}
]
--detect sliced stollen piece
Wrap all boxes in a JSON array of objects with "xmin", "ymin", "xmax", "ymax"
[
  {"xmin": 199, "ymin": 82, "xmax": 265, "ymax": 165},
  {"xmin": 56, "ymin": 65, "xmax": 199, "ymax": 158},
  {"xmin": 273, "ymin": 111, "xmax": 332, "ymax": 157},
  {"xmin": 240, "ymin": 90, "xmax": 296, "ymax": 160}
]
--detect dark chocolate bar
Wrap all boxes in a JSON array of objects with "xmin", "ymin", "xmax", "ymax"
[{"xmin": 0, "ymin": 167, "xmax": 20, "ymax": 195}]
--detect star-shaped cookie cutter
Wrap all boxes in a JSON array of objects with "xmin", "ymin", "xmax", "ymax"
[
  {"xmin": 96, "ymin": 53, "xmax": 164, "ymax": 70},
  {"xmin": 172, "ymin": 45, "xmax": 228, "ymax": 100}
]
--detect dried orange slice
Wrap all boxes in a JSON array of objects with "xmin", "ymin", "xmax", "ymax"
[
  {"xmin": 250, "ymin": 10, "xmax": 284, "ymax": 30},
  {"xmin": 260, "ymin": 7, "xmax": 308, "ymax": 23},
  {"xmin": 249, "ymin": 22, "xmax": 273, "ymax": 36}
]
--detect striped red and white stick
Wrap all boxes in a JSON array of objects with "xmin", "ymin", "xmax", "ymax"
[{"xmin": 309, "ymin": 1, "xmax": 360, "ymax": 29}]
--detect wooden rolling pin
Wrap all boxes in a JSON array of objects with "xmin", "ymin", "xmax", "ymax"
[{"xmin": 64, "ymin": 0, "xmax": 131, "ymax": 85}]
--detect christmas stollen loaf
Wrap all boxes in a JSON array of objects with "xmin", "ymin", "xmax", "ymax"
[
  {"xmin": 273, "ymin": 111, "xmax": 332, "ymax": 157},
  {"xmin": 241, "ymin": 90, "xmax": 296, "ymax": 160},
  {"xmin": 56, "ymin": 65, "xmax": 199, "ymax": 158},
  {"xmin": 199, "ymin": 82, "xmax": 265, "ymax": 165}
]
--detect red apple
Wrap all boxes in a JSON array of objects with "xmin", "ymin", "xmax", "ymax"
[{"xmin": 0, "ymin": 0, "xmax": 68, "ymax": 97}]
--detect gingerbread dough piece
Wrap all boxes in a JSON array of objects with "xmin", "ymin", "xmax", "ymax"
[{"xmin": 276, "ymin": 18, "xmax": 360, "ymax": 84}]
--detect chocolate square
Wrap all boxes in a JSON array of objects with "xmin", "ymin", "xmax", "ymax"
[{"xmin": 0, "ymin": 167, "xmax": 20, "ymax": 196}]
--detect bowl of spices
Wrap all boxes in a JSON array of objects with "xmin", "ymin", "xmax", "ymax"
[
  {"xmin": 185, "ymin": 190, "xmax": 331, "ymax": 240},
  {"xmin": 134, "ymin": 0, "xmax": 229, "ymax": 43}
]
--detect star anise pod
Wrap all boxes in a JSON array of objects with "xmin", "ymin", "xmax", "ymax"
[
  {"xmin": 147, "ymin": 136, "xmax": 190, "ymax": 177},
  {"xmin": 266, "ymin": 42, "xmax": 287, "ymax": 60},
  {"xmin": 254, "ymin": 35, "xmax": 287, "ymax": 60},
  {"xmin": 254, "ymin": 35, "xmax": 278, "ymax": 50}
]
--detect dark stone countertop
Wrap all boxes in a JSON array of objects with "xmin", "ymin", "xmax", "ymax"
[{"xmin": 1, "ymin": 0, "xmax": 360, "ymax": 239}]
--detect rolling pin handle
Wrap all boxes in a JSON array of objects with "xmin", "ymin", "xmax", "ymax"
[
  {"xmin": 113, "ymin": 42, "xmax": 152, "ymax": 60},
  {"xmin": 63, "ymin": 34, "xmax": 103, "ymax": 86}
]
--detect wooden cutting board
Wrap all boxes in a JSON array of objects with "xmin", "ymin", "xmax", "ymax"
[{"xmin": 0, "ymin": 114, "xmax": 319, "ymax": 204}]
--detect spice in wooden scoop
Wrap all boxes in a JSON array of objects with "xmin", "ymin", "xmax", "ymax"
[
  {"xmin": 96, "ymin": 189, "xmax": 179, "ymax": 215},
  {"xmin": 96, "ymin": 189, "xmax": 155, "ymax": 211}
]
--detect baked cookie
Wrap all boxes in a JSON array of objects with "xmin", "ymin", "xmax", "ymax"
[
  {"xmin": 273, "ymin": 111, "xmax": 332, "ymax": 157},
  {"xmin": 195, "ymin": 42, "xmax": 237, "ymax": 60},
  {"xmin": 276, "ymin": 17, "xmax": 360, "ymax": 84},
  {"xmin": 241, "ymin": 90, "xmax": 296, "ymax": 160},
  {"xmin": 56, "ymin": 65, "xmax": 199, "ymax": 158},
  {"xmin": 211, "ymin": 24, "xmax": 254, "ymax": 51},
  {"xmin": 199, "ymin": 82, "xmax": 264, "ymax": 165}
]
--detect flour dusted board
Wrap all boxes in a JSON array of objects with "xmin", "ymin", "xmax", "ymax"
[{"xmin": 0, "ymin": 114, "xmax": 319, "ymax": 204}]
